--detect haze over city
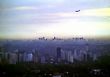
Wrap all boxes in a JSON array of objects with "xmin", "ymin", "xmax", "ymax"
[
  {"xmin": 1, "ymin": 1, "xmax": 110, "ymax": 77},
  {"xmin": 0, "ymin": 0, "xmax": 110, "ymax": 39}
]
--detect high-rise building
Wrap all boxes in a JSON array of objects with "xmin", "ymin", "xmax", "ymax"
[
  {"xmin": 8, "ymin": 52, "xmax": 17, "ymax": 64},
  {"xmin": 17, "ymin": 51, "xmax": 25, "ymax": 63},
  {"xmin": 40, "ymin": 56, "xmax": 46, "ymax": 64},
  {"xmin": 25, "ymin": 52, "xmax": 33, "ymax": 62},
  {"xmin": 56, "ymin": 47, "xmax": 62, "ymax": 63},
  {"xmin": 32, "ymin": 49, "xmax": 39, "ymax": 63},
  {"xmin": 67, "ymin": 51, "xmax": 74, "ymax": 63}
]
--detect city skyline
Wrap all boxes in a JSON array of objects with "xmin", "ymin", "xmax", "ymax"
[{"xmin": 0, "ymin": 0, "xmax": 110, "ymax": 39}]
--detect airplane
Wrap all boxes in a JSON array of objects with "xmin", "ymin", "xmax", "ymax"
[{"xmin": 75, "ymin": 10, "xmax": 80, "ymax": 12}]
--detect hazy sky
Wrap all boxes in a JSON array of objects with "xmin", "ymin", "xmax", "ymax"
[{"xmin": 0, "ymin": 0, "xmax": 110, "ymax": 39}]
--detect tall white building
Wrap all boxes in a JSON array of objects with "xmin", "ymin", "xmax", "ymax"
[
  {"xmin": 61, "ymin": 50, "xmax": 74, "ymax": 63},
  {"xmin": 8, "ymin": 52, "xmax": 18, "ymax": 64}
]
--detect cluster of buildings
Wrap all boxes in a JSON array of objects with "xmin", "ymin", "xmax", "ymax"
[
  {"xmin": 0, "ymin": 44, "xmax": 98, "ymax": 64},
  {"xmin": 56, "ymin": 46, "xmax": 97, "ymax": 64},
  {"xmin": 38, "ymin": 37, "xmax": 85, "ymax": 41},
  {"xmin": 0, "ymin": 48, "xmax": 39, "ymax": 64}
]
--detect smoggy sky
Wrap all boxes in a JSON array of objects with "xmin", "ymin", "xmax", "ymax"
[{"xmin": 0, "ymin": 0, "xmax": 110, "ymax": 39}]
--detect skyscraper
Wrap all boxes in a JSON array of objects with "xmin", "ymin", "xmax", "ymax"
[
  {"xmin": 56, "ymin": 47, "xmax": 62, "ymax": 63},
  {"xmin": 32, "ymin": 49, "xmax": 39, "ymax": 63}
]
